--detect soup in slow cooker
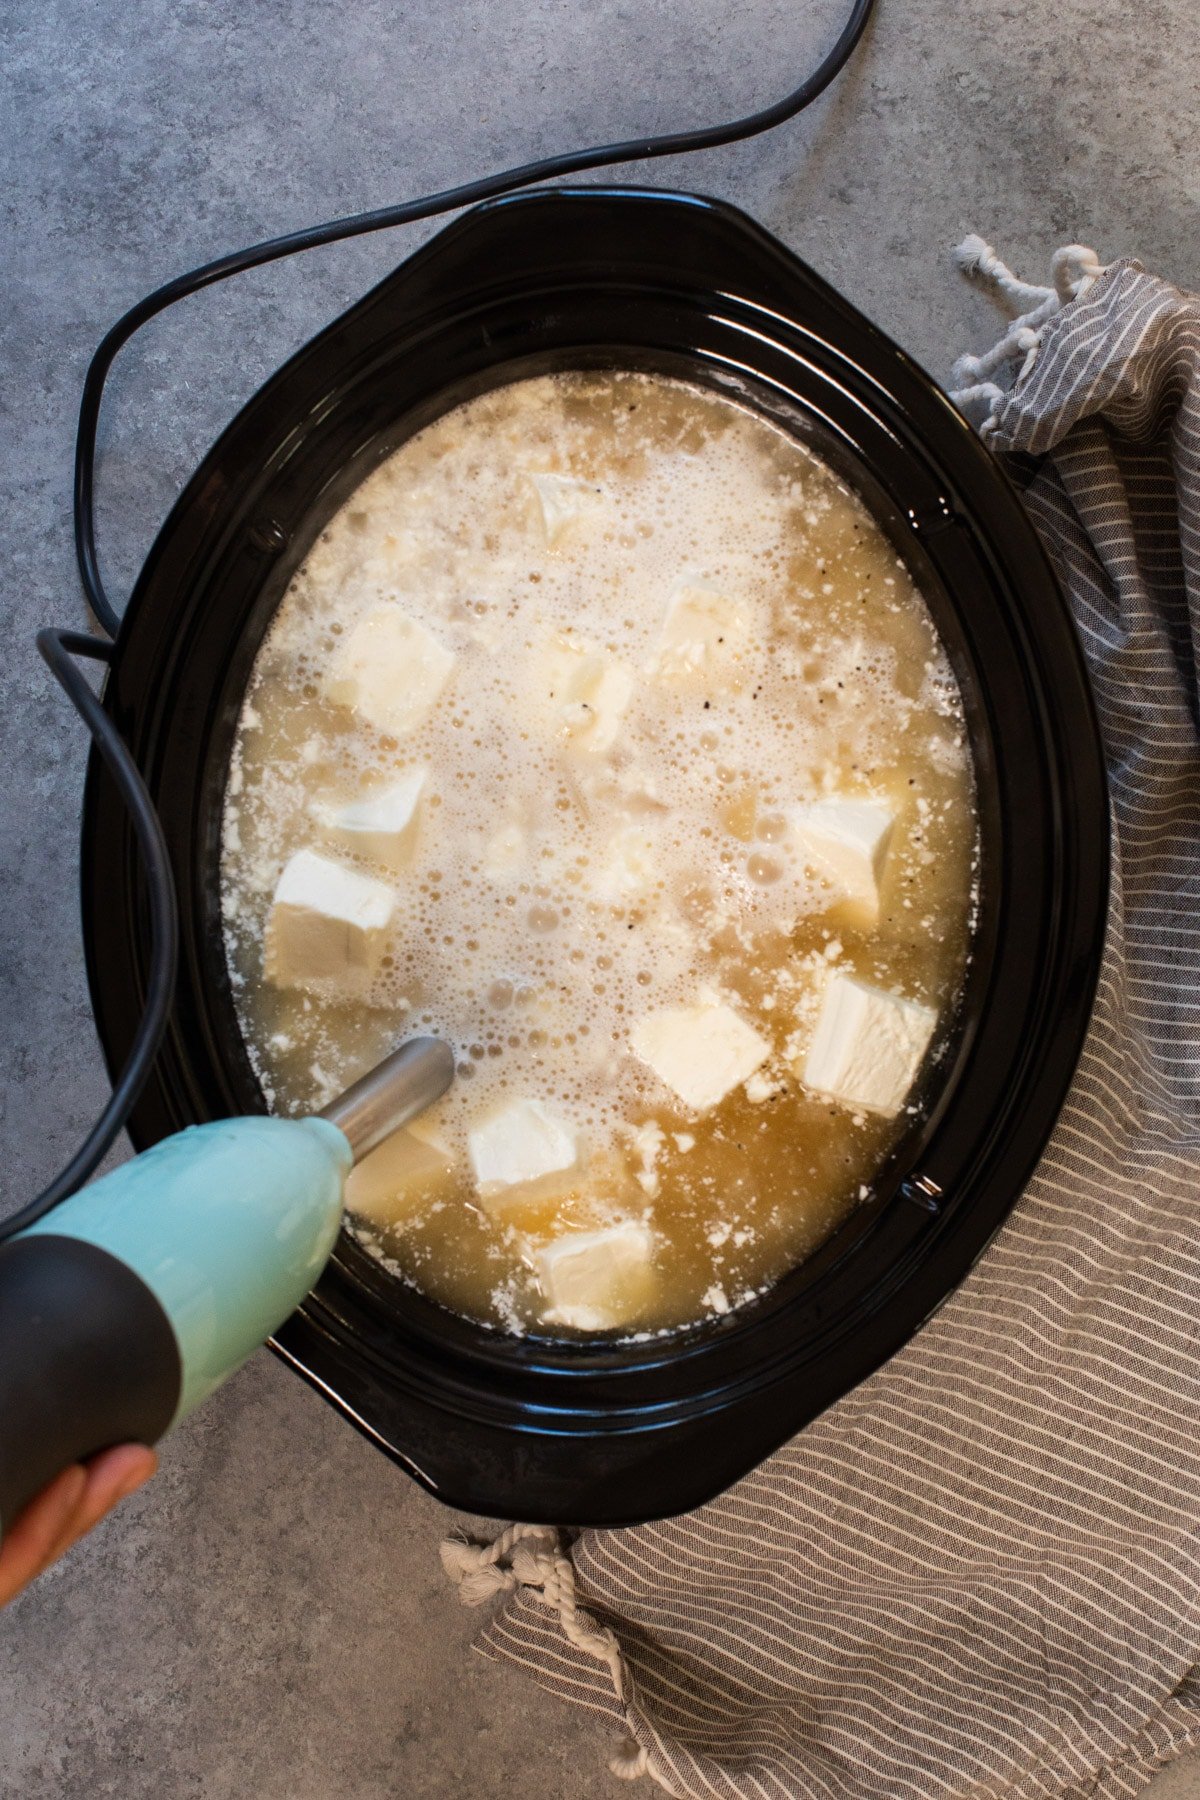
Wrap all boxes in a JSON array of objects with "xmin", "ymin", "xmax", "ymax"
[{"xmin": 221, "ymin": 371, "xmax": 977, "ymax": 1336}]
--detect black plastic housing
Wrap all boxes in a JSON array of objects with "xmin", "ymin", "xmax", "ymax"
[
  {"xmin": 0, "ymin": 1235, "xmax": 181, "ymax": 1533},
  {"xmin": 80, "ymin": 189, "xmax": 1109, "ymax": 1525}
]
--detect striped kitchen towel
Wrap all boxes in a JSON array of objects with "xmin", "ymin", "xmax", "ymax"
[{"xmin": 442, "ymin": 245, "xmax": 1200, "ymax": 1800}]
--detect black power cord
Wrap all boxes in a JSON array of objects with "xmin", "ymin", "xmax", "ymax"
[
  {"xmin": 19, "ymin": 0, "xmax": 877, "ymax": 1241},
  {"xmin": 17, "ymin": 631, "xmax": 179, "ymax": 1234}
]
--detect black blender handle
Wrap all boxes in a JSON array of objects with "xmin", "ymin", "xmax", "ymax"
[{"xmin": 0, "ymin": 1234, "xmax": 180, "ymax": 1536}]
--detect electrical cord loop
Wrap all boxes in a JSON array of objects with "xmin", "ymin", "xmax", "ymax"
[
  {"xmin": 22, "ymin": 0, "xmax": 876, "ymax": 1234},
  {"xmin": 0, "ymin": 632, "xmax": 179, "ymax": 1241}
]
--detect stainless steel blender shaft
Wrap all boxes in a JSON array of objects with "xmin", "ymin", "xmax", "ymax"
[{"xmin": 319, "ymin": 1038, "xmax": 455, "ymax": 1163}]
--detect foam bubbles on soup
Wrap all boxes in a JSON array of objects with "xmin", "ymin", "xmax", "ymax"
[{"xmin": 221, "ymin": 372, "xmax": 977, "ymax": 1336}]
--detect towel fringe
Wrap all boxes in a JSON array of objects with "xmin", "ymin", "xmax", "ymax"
[
  {"xmin": 949, "ymin": 234, "xmax": 1106, "ymax": 436},
  {"xmin": 610, "ymin": 1735, "xmax": 652, "ymax": 1780},
  {"xmin": 442, "ymin": 1524, "xmax": 656, "ymax": 1778}
]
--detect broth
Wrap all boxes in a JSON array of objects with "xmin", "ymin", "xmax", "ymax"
[{"xmin": 221, "ymin": 371, "xmax": 977, "ymax": 1336}]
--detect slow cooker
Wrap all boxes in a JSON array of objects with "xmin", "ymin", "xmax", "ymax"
[{"xmin": 79, "ymin": 187, "xmax": 1109, "ymax": 1526}]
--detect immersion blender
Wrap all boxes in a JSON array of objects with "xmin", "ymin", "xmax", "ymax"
[{"xmin": 0, "ymin": 1036, "xmax": 454, "ymax": 1537}]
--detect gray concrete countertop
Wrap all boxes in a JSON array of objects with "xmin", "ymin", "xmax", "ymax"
[{"xmin": 2, "ymin": 2, "xmax": 1197, "ymax": 1793}]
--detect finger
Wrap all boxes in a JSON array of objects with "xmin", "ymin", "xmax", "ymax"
[
  {"xmin": 0, "ymin": 1465, "xmax": 88, "ymax": 1609},
  {"xmin": 48, "ymin": 1445, "xmax": 158, "ymax": 1563},
  {"xmin": 78, "ymin": 1444, "xmax": 157, "ymax": 1534}
]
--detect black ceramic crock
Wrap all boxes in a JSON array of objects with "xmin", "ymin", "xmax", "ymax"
[{"xmin": 80, "ymin": 188, "xmax": 1109, "ymax": 1526}]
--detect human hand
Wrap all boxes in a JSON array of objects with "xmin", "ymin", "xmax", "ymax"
[{"xmin": 0, "ymin": 1445, "xmax": 157, "ymax": 1608}]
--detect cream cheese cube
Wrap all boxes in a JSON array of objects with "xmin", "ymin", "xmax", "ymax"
[
  {"xmin": 614, "ymin": 764, "xmax": 668, "ymax": 812},
  {"xmin": 630, "ymin": 999, "xmax": 770, "ymax": 1113},
  {"xmin": 539, "ymin": 634, "xmax": 634, "ymax": 755},
  {"xmin": 265, "ymin": 848, "xmax": 395, "ymax": 993},
  {"xmin": 345, "ymin": 1126, "xmax": 457, "ymax": 1226},
  {"xmin": 467, "ymin": 1099, "xmax": 582, "ymax": 1206},
  {"xmin": 529, "ymin": 472, "xmax": 597, "ymax": 548},
  {"xmin": 653, "ymin": 582, "xmax": 746, "ymax": 681},
  {"xmin": 801, "ymin": 973, "xmax": 937, "ymax": 1117},
  {"xmin": 481, "ymin": 821, "xmax": 528, "ymax": 880},
  {"xmin": 327, "ymin": 604, "xmax": 455, "ymax": 737},
  {"xmin": 313, "ymin": 768, "xmax": 427, "ymax": 869},
  {"xmin": 572, "ymin": 762, "xmax": 667, "ymax": 821},
  {"xmin": 584, "ymin": 823, "xmax": 660, "ymax": 906},
  {"xmin": 535, "ymin": 1219, "xmax": 656, "ymax": 1331},
  {"xmin": 788, "ymin": 798, "xmax": 894, "ymax": 921}
]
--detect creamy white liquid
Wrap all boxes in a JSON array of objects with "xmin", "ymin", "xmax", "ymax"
[{"xmin": 222, "ymin": 372, "xmax": 977, "ymax": 1335}]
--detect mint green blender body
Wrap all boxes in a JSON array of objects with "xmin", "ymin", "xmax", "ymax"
[
  {"xmin": 0, "ymin": 1039, "xmax": 452, "ymax": 1534},
  {"xmin": 24, "ymin": 1116, "xmax": 350, "ymax": 1425}
]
